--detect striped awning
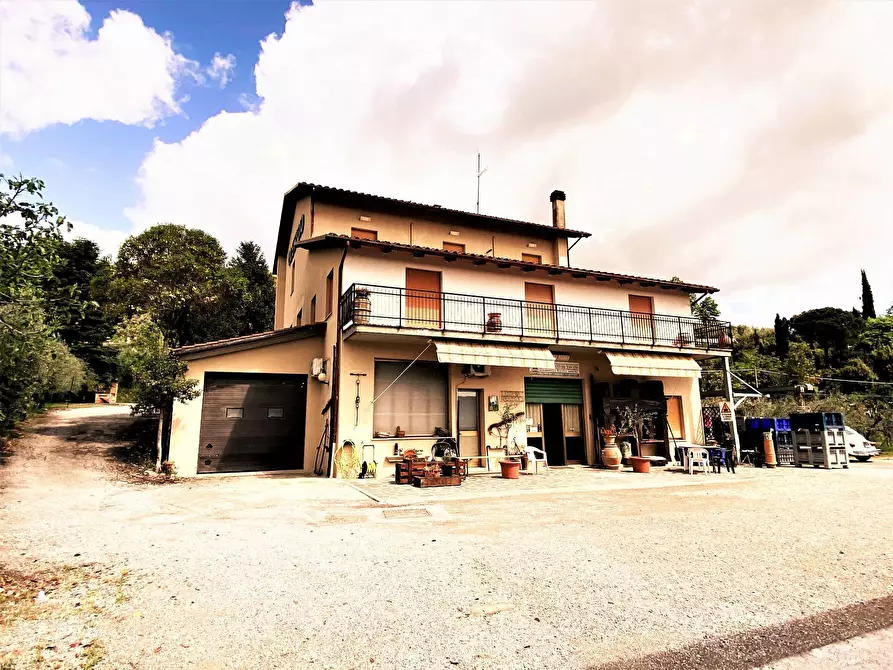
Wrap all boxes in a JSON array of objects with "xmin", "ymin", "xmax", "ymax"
[
  {"xmin": 434, "ymin": 341, "xmax": 555, "ymax": 369},
  {"xmin": 605, "ymin": 352, "xmax": 701, "ymax": 379}
]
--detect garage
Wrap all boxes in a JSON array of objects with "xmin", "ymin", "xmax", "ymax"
[{"xmin": 197, "ymin": 372, "xmax": 307, "ymax": 474}]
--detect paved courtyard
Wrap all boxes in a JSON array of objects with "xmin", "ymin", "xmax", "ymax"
[
  {"xmin": 2, "ymin": 406, "xmax": 893, "ymax": 669},
  {"xmin": 350, "ymin": 462, "xmax": 754, "ymax": 505}
]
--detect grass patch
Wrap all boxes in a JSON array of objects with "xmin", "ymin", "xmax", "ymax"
[{"xmin": 80, "ymin": 639, "xmax": 105, "ymax": 670}]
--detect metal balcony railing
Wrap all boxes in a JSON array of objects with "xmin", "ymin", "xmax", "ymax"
[{"xmin": 339, "ymin": 283, "xmax": 733, "ymax": 350}]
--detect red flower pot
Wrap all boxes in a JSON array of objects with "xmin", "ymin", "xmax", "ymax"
[
  {"xmin": 499, "ymin": 459, "xmax": 521, "ymax": 479},
  {"xmin": 630, "ymin": 456, "xmax": 651, "ymax": 474}
]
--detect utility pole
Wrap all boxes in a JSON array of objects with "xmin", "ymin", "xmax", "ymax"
[{"xmin": 476, "ymin": 152, "xmax": 488, "ymax": 214}]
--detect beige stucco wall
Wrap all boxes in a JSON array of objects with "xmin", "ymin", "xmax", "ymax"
[
  {"xmin": 169, "ymin": 336, "xmax": 327, "ymax": 477},
  {"xmin": 313, "ymin": 202, "xmax": 562, "ymax": 265},
  {"xmin": 334, "ymin": 339, "xmax": 704, "ymax": 474},
  {"xmin": 341, "ymin": 251, "xmax": 694, "ymax": 317}
]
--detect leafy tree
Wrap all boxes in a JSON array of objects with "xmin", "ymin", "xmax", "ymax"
[
  {"xmin": 774, "ymin": 314, "xmax": 790, "ymax": 358},
  {"xmin": 789, "ymin": 307, "xmax": 862, "ymax": 370},
  {"xmin": 110, "ymin": 314, "xmax": 200, "ymax": 415},
  {"xmin": 861, "ymin": 270, "xmax": 876, "ymax": 320},
  {"xmin": 0, "ymin": 174, "xmax": 87, "ymax": 430},
  {"xmin": 782, "ymin": 341, "xmax": 818, "ymax": 385},
  {"xmin": 112, "ymin": 225, "xmax": 230, "ymax": 347},
  {"xmin": 229, "ymin": 241, "xmax": 275, "ymax": 334},
  {"xmin": 856, "ymin": 316, "xmax": 893, "ymax": 381},
  {"xmin": 49, "ymin": 238, "xmax": 117, "ymax": 382},
  {"xmin": 0, "ymin": 174, "xmax": 70, "ymax": 333}
]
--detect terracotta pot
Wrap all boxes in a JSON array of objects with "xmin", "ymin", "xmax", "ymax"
[
  {"xmin": 601, "ymin": 446, "xmax": 622, "ymax": 470},
  {"xmin": 354, "ymin": 292, "xmax": 372, "ymax": 324},
  {"xmin": 519, "ymin": 455, "xmax": 529, "ymax": 471},
  {"xmin": 499, "ymin": 459, "xmax": 521, "ymax": 479},
  {"xmin": 630, "ymin": 456, "xmax": 651, "ymax": 473},
  {"xmin": 486, "ymin": 313, "xmax": 503, "ymax": 333},
  {"xmin": 603, "ymin": 434, "xmax": 617, "ymax": 446}
]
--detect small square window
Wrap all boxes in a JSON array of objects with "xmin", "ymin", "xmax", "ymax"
[
  {"xmin": 225, "ymin": 407, "xmax": 243, "ymax": 419},
  {"xmin": 267, "ymin": 407, "xmax": 284, "ymax": 419}
]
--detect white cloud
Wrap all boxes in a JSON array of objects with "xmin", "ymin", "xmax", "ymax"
[
  {"xmin": 65, "ymin": 220, "xmax": 128, "ymax": 259},
  {"xmin": 0, "ymin": 0, "xmax": 200, "ymax": 136},
  {"xmin": 125, "ymin": 0, "xmax": 893, "ymax": 325},
  {"xmin": 207, "ymin": 53, "xmax": 236, "ymax": 88}
]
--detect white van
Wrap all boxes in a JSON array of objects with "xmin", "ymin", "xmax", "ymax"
[{"xmin": 845, "ymin": 427, "xmax": 881, "ymax": 462}]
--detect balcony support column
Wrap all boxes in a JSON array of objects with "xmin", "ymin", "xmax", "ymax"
[{"xmin": 721, "ymin": 356, "xmax": 741, "ymax": 462}]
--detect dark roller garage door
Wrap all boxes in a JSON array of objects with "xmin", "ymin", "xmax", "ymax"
[{"xmin": 197, "ymin": 373, "xmax": 307, "ymax": 474}]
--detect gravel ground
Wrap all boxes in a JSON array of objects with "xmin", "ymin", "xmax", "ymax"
[{"xmin": 2, "ymin": 406, "xmax": 893, "ymax": 669}]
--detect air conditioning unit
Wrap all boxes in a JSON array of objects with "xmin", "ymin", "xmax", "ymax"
[
  {"xmin": 462, "ymin": 364, "xmax": 491, "ymax": 378},
  {"xmin": 310, "ymin": 358, "xmax": 327, "ymax": 378}
]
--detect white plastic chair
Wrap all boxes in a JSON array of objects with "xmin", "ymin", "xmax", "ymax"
[
  {"xmin": 525, "ymin": 446, "xmax": 548, "ymax": 474},
  {"xmin": 688, "ymin": 448, "xmax": 710, "ymax": 475}
]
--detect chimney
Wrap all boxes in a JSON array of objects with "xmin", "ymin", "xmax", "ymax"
[{"xmin": 550, "ymin": 190, "xmax": 566, "ymax": 229}]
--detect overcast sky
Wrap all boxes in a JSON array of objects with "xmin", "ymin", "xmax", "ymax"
[{"xmin": 1, "ymin": 0, "xmax": 891, "ymax": 325}]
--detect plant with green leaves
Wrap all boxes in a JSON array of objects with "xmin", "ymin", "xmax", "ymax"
[{"xmin": 110, "ymin": 314, "xmax": 200, "ymax": 415}]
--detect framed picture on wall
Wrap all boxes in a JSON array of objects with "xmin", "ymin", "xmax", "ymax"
[{"xmin": 488, "ymin": 395, "xmax": 498, "ymax": 412}]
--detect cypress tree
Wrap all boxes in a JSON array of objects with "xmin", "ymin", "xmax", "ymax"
[
  {"xmin": 861, "ymin": 269, "xmax": 876, "ymax": 319},
  {"xmin": 774, "ymin": 314, "xmax": 790, "ymax": 359}
]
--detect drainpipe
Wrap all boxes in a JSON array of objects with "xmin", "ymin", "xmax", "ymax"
[{"xmin": 327, "ymin": 244, "xmax": 349, "ymax": 477}]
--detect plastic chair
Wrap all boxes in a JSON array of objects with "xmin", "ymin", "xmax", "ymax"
[
  {"xmin": 688, "ymin": 448, "xmax": 710, "ymax": 475},
  {"xmin": 525, "ymin": 446, "xmax": 548, "ymax": 474}
]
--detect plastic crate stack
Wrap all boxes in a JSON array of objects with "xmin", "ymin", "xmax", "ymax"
[
  {"xmin": 742, "ymin": 418, "xmax": 794, "ymax": 466},
  {"xmin": 790, "ymin": 413, "xmax": 848, "ymax": 469}
]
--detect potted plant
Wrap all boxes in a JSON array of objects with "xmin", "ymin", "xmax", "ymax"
[
  {"xmin": 488, "ymin": 404, "xmax": 525, "ymax": 479},
  {"xmin": 630, "ymin": 455, "xmax": 651, "ymax": 473},
  {"xmin": 354, "ymin": 287, "xmax": 372, "ymax": 324},
  {"xmin": 486, "ymin": 312, "xmax": 503, "ymax": 333},
  {"xmin": 441, "ymin": 453, "xmax": 455, "ymax": 477},
  {"xmin": 600, "ymin": 425, "xmax": 621, "ymax": 470}
]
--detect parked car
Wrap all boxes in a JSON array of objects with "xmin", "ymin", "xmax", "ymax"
[{"xmin": 845, "ymin": 427, "xmax": 881, "ymax": 462}]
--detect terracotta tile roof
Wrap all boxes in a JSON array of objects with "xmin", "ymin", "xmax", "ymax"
[
  {"xmin": 295, "ymin": 234, "xmax": 719, "ymax": 293},
  {"xmin": 173, "ymin": 324, "xmax": 325, "ymax": 360},
  {"xmin": 275, "ymin": 182, "xmax": 589, "ymax": 262}
]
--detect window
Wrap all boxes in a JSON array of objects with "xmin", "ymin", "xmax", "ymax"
[
  {"xmin": 267, "ymin": 407, "xmax": 284, "ymax": 419},
  {"xmin": 442, "ymin": 241, "xmax": 465, "ymax": 253},
  {"xmin": 350, "ymin": 227, "xmax": 378, "ymax": 241},
  {"xmin": 225, "ymin": 407, "xmax": 243, "ymax": 419},
  {"xmin": 522, "ymin": 253, "xmax": 542, "ymax": 264},
  {"xmin": 373, "ymin": 361, "xmax": 447, "ymax": 436},
  {"xmin": 310, "ymin": 295, "xmax": 317, "ymax": 323},
  {"xmin": 296, "ymin": 309, "xmax": 302, "ymax": 327},
  {"xmin": 325, "ymin": 270, "xmax": 334, "ymax": 317}
]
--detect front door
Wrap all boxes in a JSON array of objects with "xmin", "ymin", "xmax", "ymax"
[
  {"xmin": 457, "ymin": 389, "xmax": 482, "ymax": 463},
  {"xmin": 406, "ymin": 268, "xmax": 442, "ymax": 327},
  {"xmin": 525, "ymin": 282, "xmax": 555, "ymax": 336},
  {"xmin": 542, "ymin": 403, "xmax": 566, "ymax": 466}
]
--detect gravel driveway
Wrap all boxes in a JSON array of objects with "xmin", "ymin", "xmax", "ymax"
[{"xmin": 2, "ymin": 406, "xmax": 893, "ymax": 669}]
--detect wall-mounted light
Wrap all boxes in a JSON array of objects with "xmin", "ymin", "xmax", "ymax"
[
  {"xmin": 449, "ymin": 230, "xmax": 460, "ymax": 236},
  {"xmin": 358, "ymin": 215, "xmax": 372, "ymax": 222},
  {"xmin": 527, "ymin": 242, "xmax": 538, "ymax": 248}
]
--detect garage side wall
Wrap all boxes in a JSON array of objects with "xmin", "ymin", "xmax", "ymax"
[{"xmin": 170, "ymin": 337, "xmax": 325, "ymax": 476}]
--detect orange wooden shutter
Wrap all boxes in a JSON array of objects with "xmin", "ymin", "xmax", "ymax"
[
  {"xmin": 406, "ymin": 269, "xmax": 441, "ymax": 327},
  {"xmin": 666, "ymin": 396, "xmax": 685, "ymax": 439},
  {"xmin": 524, "ymin": 283, "xmax": 555, "ymax": 335}
]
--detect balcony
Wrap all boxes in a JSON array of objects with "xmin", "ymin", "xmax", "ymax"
[{"xmin": 339, "ymin": 283, "xmax": 733, "ymax": 352}]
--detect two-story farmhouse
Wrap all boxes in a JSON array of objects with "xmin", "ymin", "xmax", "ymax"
[{"xmin": 168, "ymin": 184, "xmax": 735, "ymax": 476}]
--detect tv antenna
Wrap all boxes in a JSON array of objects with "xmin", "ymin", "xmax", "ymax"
[{"xmin": 476, "ymin": 152, "xmax": 488, "ymax": 214}]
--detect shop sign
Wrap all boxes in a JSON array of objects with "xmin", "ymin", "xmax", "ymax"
[
  {"xmin": 529, "ymin": 362, "xmax": 580, "ymax": 377},
  {"xmin": 719, "ymin": 401, "xmax": 733, "ymax": 422},
  {"xmin": 500, "ymin": 390, "xmax": 524, "ymax": 405}
]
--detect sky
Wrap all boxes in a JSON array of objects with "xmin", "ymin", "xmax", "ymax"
[{"xmin": 0, "ymin": 0, "xmax": 890, "ymax": 326}]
